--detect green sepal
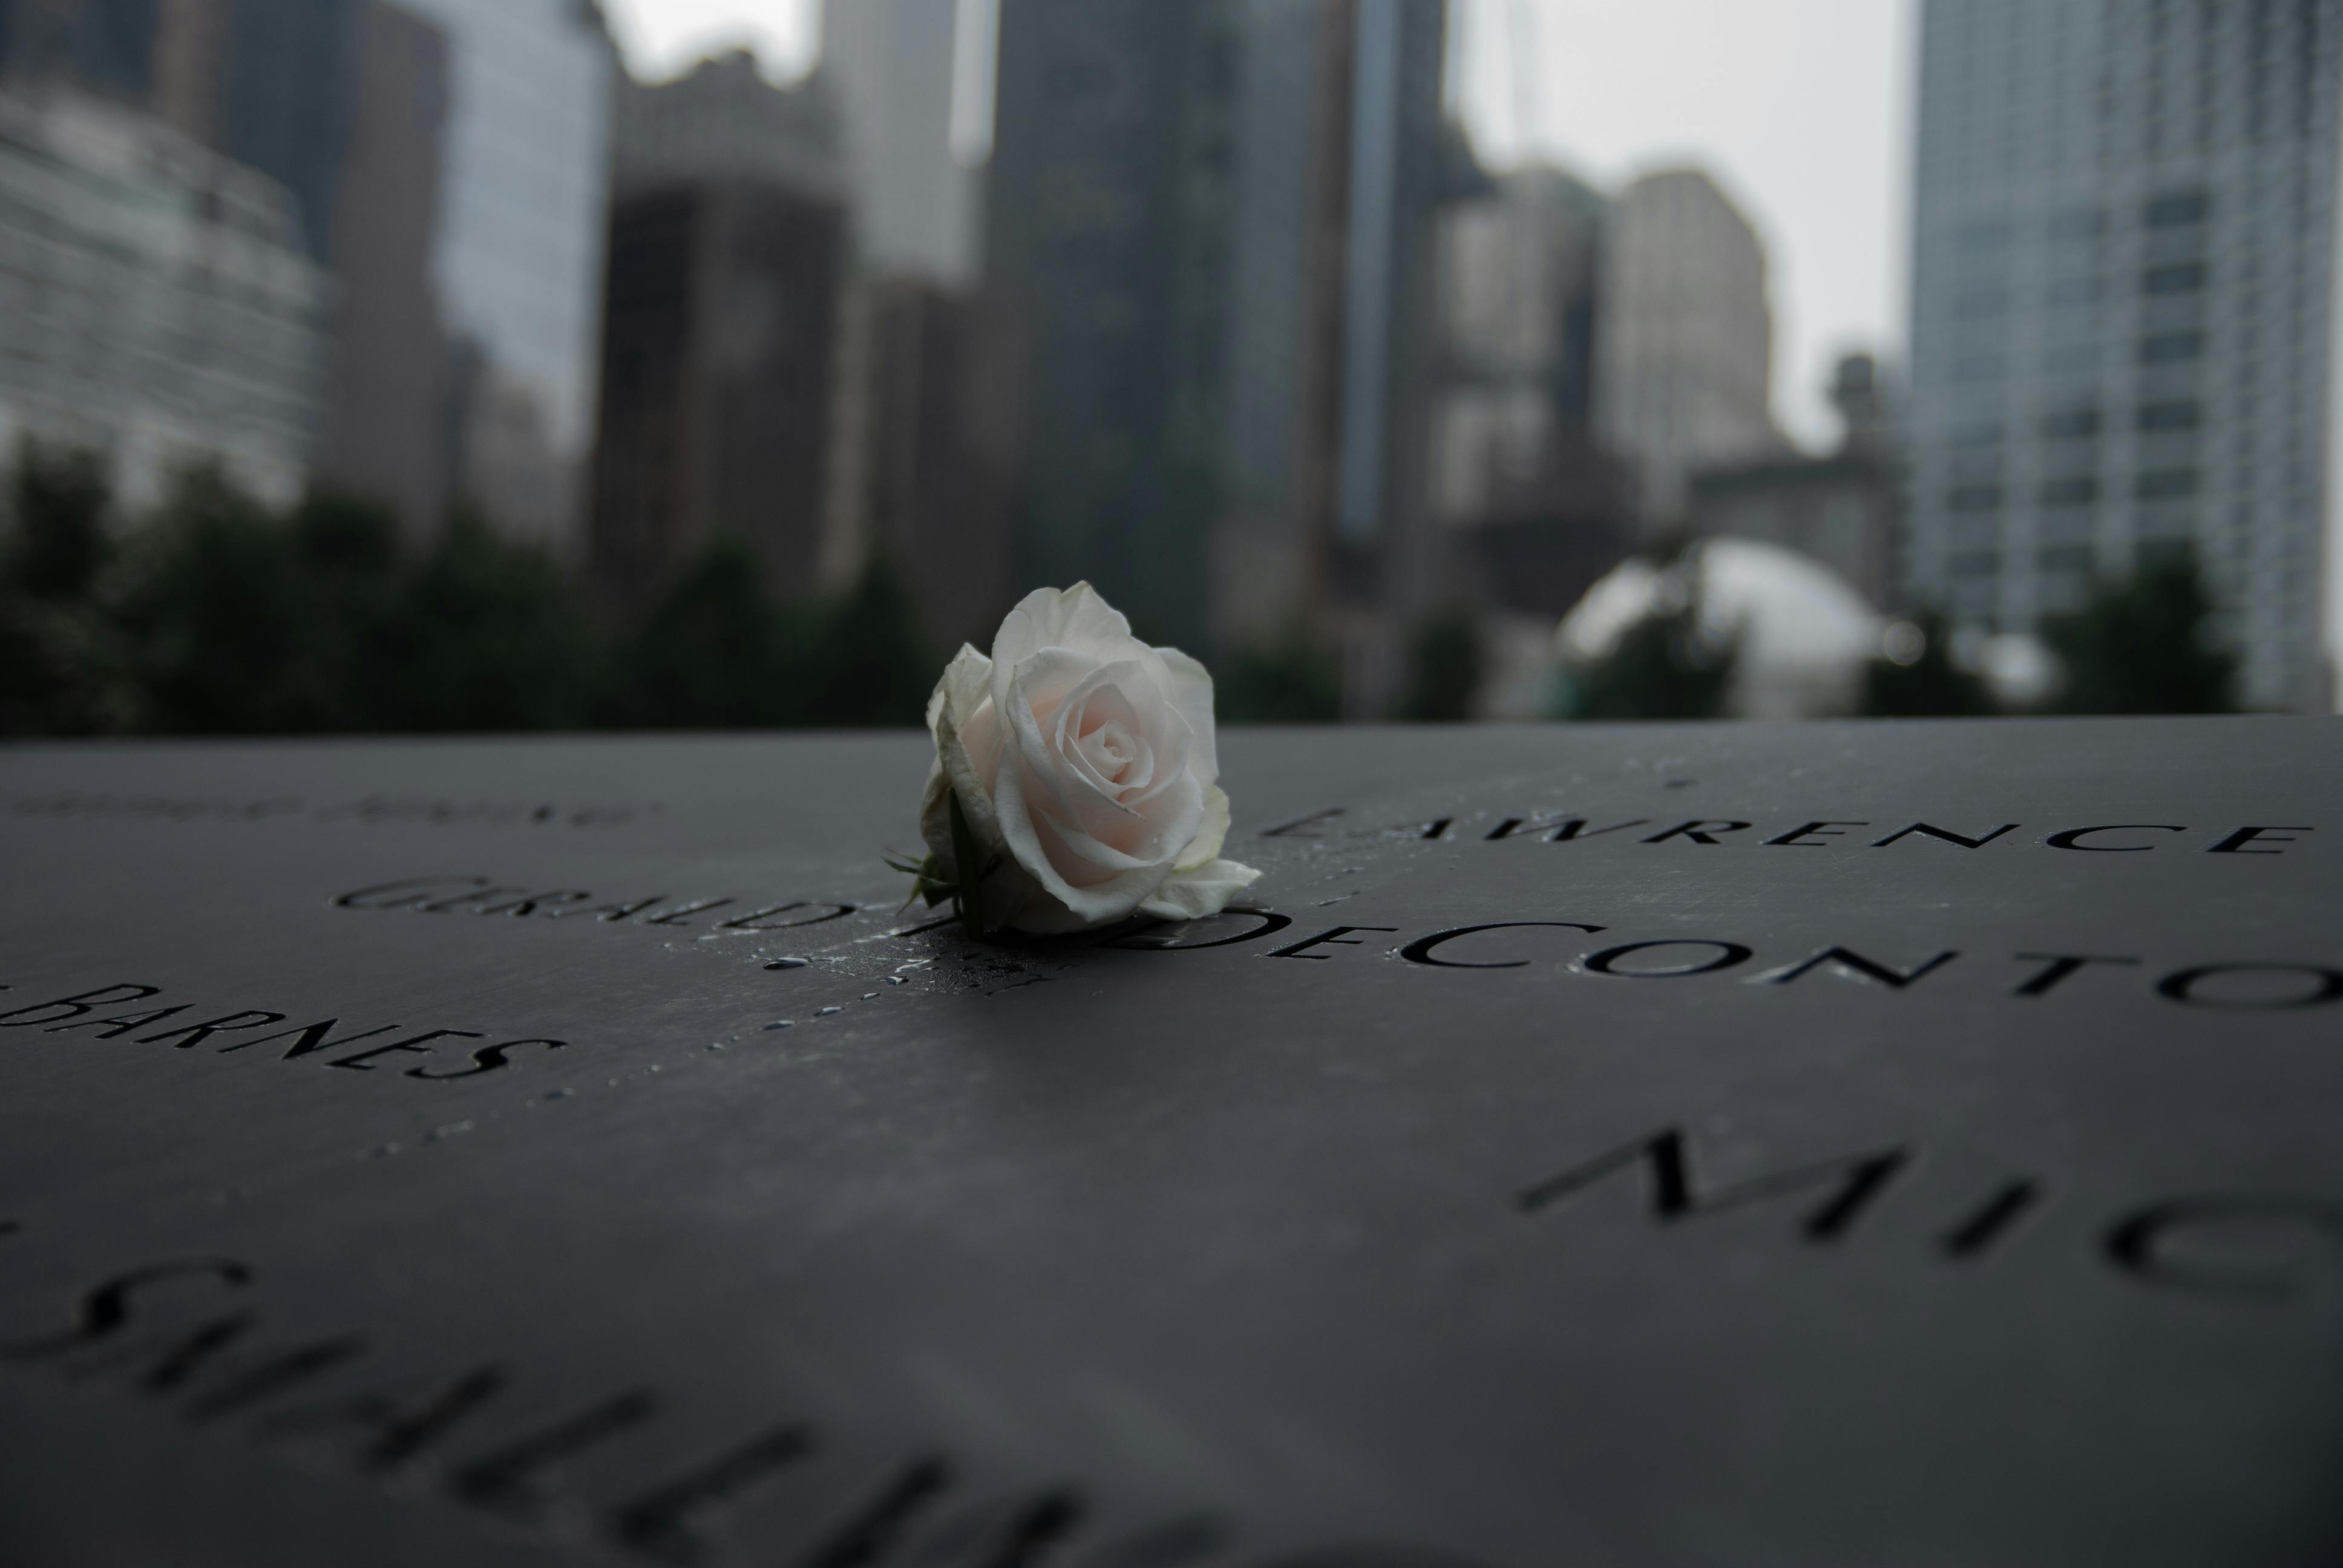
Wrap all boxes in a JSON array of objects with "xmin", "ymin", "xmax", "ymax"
[
  {"xmin": 884, "ymin": 794, "xmax": 1003, "ymax": 935},
  {"xmin": 948, "ymin": 788, "xmax": 988, "ymax": 938},
  {"xmin": 882, "ymin": 849, "xmax": 954, "ymax": 912}
]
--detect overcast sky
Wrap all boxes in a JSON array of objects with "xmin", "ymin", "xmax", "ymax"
[
  {"xmin": 1450, "ymin": 0, "xmax": 1919, "ymax": 449},
  {"xmin": 604, "ymin": 0, "xmax": 818, "ymax": 82},
  {"xmin": 603, "ymin": 0, "xmax": 1918, "ymax": 450}
]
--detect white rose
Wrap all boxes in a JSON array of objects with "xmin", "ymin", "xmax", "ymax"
[{"xmin": 918, "ymin": 583, "xmax": 1262, "ymax": 934}]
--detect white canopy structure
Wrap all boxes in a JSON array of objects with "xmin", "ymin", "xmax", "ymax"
[{"xmin": 1555, "ymin": 538, "xmax": 1884, "ymax": 718}]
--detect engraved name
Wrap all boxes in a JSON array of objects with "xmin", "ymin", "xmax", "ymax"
[
  {"xmin": 0, "ymin": 984, "xmax": 567, "ymax": 1083},
  {"xmin": 1112, "ymin": 910, "xmax": 2343, "ymax": 1011},
  {"xmin": 0, "ymin": 1229, "xmax": 1466, "ymax": 1567},
  {"xmin": 1265, "ymin": 808, "xmax": 2316, "ymax": 856},
  {"xmin": 1519, "ymin": 1122, "xmax": 2343, "ymax": 1299},
  {"xmin": 335, "ymin": 878, "xmax": 860, "ymax": 933}
]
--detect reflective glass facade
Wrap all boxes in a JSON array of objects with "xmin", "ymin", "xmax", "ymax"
[
  {"xmin": 398, "ymin": 0, "xmax": 613, "ymax": 551},
  {"xmin": 1908, "ymin": 0, "xmax": 2342, "ymax": 708}
]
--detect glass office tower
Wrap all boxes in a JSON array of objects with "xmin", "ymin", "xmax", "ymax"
[
  {"xmin": 1907, "ymin": 0, "xmax": 2342, "ymax": 708},
  {"xmin": 395, "ymin": 0, "xmax": 614, "ymax": 554}
]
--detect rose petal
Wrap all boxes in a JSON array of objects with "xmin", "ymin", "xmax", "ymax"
[
  {"xmin": 1063, "ymin": 681, "xmax": 1158, "ymax": 797},
  {"xmin": 1036, "ymin": 769, "xmax": 1202, "ymax": 873},
  {"xmin": 919, "ymin": 757, "xmax": 952, "ymax": 867},
  {"xmin": 994, "ymin": 758, "xmax": 1173, "ymax": 926},
  {"xmin": 1005, "ymin": 649, "xmax": 1124, "ymax": 823},
  {"xmin": 1174, "ymin": 786, "xmax": 1231, "ymax": 872},
  {"xmin": 1054, "ymin": 674, "xmax": 1144, "ymax": 802},
  {"xmin": 934, "ymin": 691, "xmax": 1007, "ymax": 872},
  {"xmin": 1018, "ymin": 655, "xmax": 1185, "ymax": 843},
  {"xmin": 990, "ymin": 583, "xmax": 1150, "ymax": 722},
  {"xmin": 1153, "ymin": 647, "xmax": 1219, "ymax": 789},
  {"xmin": 1099, "ymin": 673, "xmax": 1196, "ymax": 811},
  {"xmin": 924, "ymin": 585, "xmax": 1239, "ymax": 935},
  {"xmin": 1028, "ymin": 801, "xmax": 1164, "ymax": 880},
  {"xmin": 1138, "ymin": 858, "xmax": 1263, "ymax": 921},
  {"xmin": 927, "ymin": 644, "xmax": 991, "ymax": 739},
  {"xmin": 1077, "ymin": 717, "xmax": 1153, "ymax": 795}
]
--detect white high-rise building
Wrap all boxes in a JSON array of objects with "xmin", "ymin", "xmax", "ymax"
[
  {"xmin": 1594, "ymin": 168, "xmax": 1777, "ymax": 526},
  {"xmin": 819, "ymin": 0, "xmax": 979, "ymax": 285},
  {"xmin": 0, "ymin": 89, "xmax": 327, "ymax": 510},
  {"xmin": 1434, "ymin": 162, "xmax": 1607, "ymax": 525},
  {"xmin": 1906, "ymin": 0, "xmax": 2342, "ymax": 710}
]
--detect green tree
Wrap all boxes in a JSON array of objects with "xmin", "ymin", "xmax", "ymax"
[
  {"xmin": 2045, "ymin": 549, "xmax": 2236, "ymax": 714},
  {"xmin": 799, "ymin": 548, "xmax": 937, "ymax": 728},
  {"xmin": 1561, "ymin": 557, "xmax": 1737, "ymax": 720},
  {"xmin": 1860, "ymin": 610, "xmax": 1996, "ymax": 717},
  {"xmin": 287, "ymin": 491, "xmax": 407, "ymax": 730},
  {"xmin": 378, "ymin": 509, "xmax": 600, "ymax": 731},
  {"xmin": 115, "ymin": 465, "xmax": 346, "ymax": 733},
  {"xmin": 1217, "ymin": 620, "xmax": 1343, "ymax": 724},
  {"xmin": 1395, "ymin": 606, "xmax": 1484, "ymax": 722},
  {"xmin": 6, "ymin": 440, "xmax": 111, "ymax": 599},
  {"xmin": 0, "ymin": 441, "xmax": 122, "ymax": 734},
  {"xmin": 603, "ymin": 534, "xmax": 797, "ymax": 728}
]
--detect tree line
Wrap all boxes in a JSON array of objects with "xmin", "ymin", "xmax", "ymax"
[
  {"xmin": 1558, "ymin": 540, "xmax": 2241, "ymax": 722},
  {"xmin": 0, "ymin": 440, "xmax": 2247, "ymax": 737},
  {"xmin": 0, "ymin": 444, "xmax": 938, "ymax": 737}
]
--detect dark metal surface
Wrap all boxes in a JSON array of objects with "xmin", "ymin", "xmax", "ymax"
[{"xmin": 1, "ymin": 718, "xmax": 2339, "ymax": 1567}]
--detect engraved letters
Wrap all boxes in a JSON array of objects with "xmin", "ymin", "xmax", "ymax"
[
  {"xmin": 335, "ymin": 878, "xmax": 859, "ymax": 938},
  {"xmin": 1262, "ymin": 809, "xmax": 2313, "ymax": 857},
  {"xmin": 1519, "ymin": 1128, "xmax": 2343, "ymax": 1299},
  {"xmin": 0, "ymin": 983, "xmax": 568, "ymax": 1085},
  {"xmin": 1518, "ymin": 1128, "xmax": 1909, "ymax": 1243},
  {"xmin": 0, "ymin": 1246, "xmax": 1352, "ymax": 1565}
]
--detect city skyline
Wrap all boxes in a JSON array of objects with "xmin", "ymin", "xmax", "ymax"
[
  {"xmin": 0, "ymin": 0, "xmax": 2328, "ymax": 713},
  {"xmin": 605, "ymin": 0, "xmax": 1915, "ymax": 454},
  {"xmin": 604, "ymin": 0, "xmax": 2343, "ymax": 700}
]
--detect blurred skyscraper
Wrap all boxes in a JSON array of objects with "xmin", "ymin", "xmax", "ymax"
[
  {"xmin": 307, "ymin": 1, "xmax": 451, "ymax": 544},
  {"xmin": 1594, "ymin": 168, "xmax": 1778, "ymax": 528},
  {"xmin": 615, "ymin": 39, "xmax": 840, "ymax": 198},
  {"xmin": 843, "ymin": 275, "xmax": 1023, "ymax": 652},
  {"xmin": 1907, "ymin": 0, "xmax": 2341, "ymax": 710},
  {"xmin": 983, "ymin": 0, "xmax": 1240, "ymax": 651},
  {"xmin": 0, "ymin": 0, "xmax": 160, "ymax": 100},
  {"xmin": 391, "ymin": 0, "xmax": 614, "ymax": 556},
  {"xmin": 988, "ymin": 0, "xmax": 1450, "ymax": 690},
  {"xmin": 815, "ymin": 1, "xmax": 1021, "ymax": 653},
  {"xmin": 1432, "ymin": 162, "xmax": 1634, "ymax": 624},
  {"xmin": 819, "ymin": 0, "xmax": 978, "ymax": 285},
  {"xmin": 0, "ymin": 88, "xmax": 327, "ymax": 507},
  {"xmin": 592, "ymin": 52, "xmax": 847, "ymax": 618},
  {"xmin": 0, "ymin": 0, "xmax": 614, "ymax": 553},
  {"xmin": 1330, "ymin": 0, "xmax": 1453, "ymax": 711},
  {"xmin": 1214, "ymin": 0, "xmax": 1335, "ymax": 650},
  {"xmin": 1438, "ymin": 163, "xmax": 1608, "ymax": 494},
  {"xmin": 182, "ymin": 0, "xmax": 454, "ymax": 543},
  {"xmin": 1690, "ymin": 352, "xmax": 1904, "ymax": 609}
]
